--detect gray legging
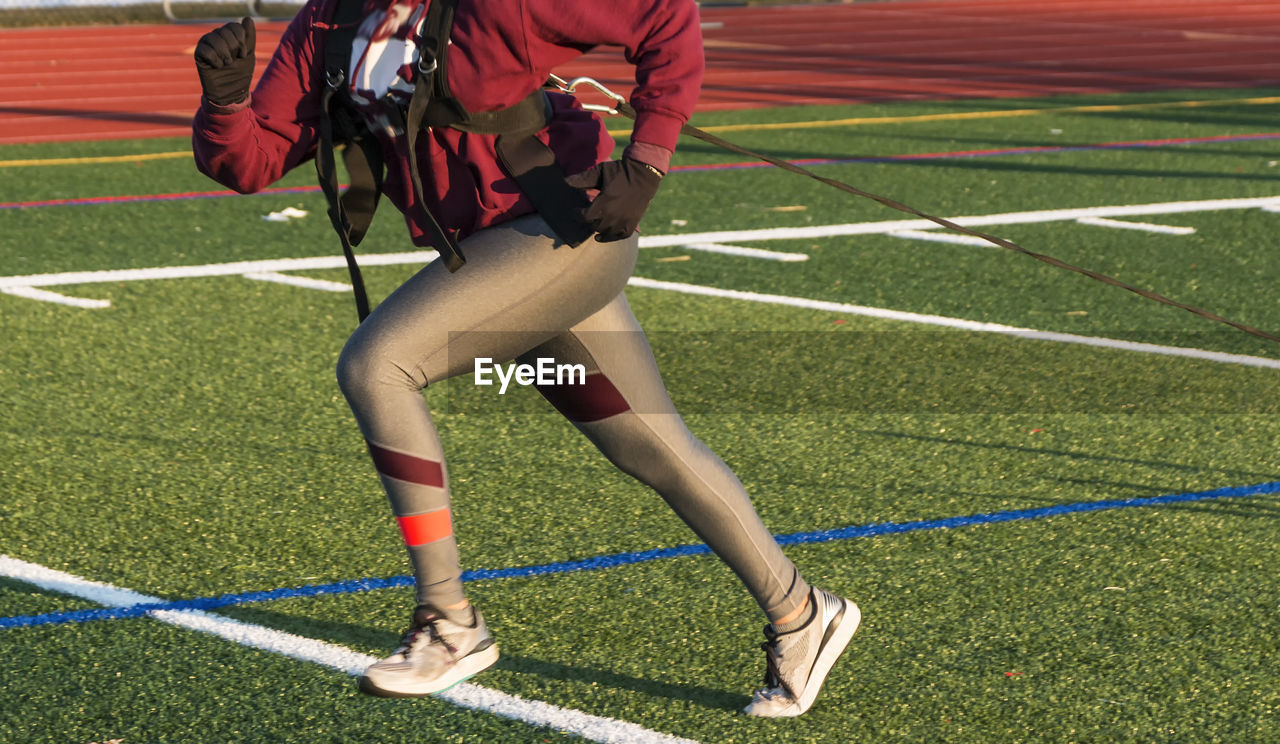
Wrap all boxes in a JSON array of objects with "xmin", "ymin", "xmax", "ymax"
[{"xmin": 336, "ymin": 214, "xmax": 809, "ymax": 623}]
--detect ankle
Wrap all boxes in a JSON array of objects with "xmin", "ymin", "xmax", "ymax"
[
  {"xmin": 772, "ymin": 596, "xmax": 815, "ymax": 634},
  {"xmin": 442, "ymin": 601, "xmax": 474, "ymax": 626},
  {"xmin": 416, "ymin": 599, "xmax": 473, "ymax": 626}
]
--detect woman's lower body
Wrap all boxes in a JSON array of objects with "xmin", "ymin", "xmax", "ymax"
[{"xmin": 337, "ymin": 214, "xmax": 856, "ymax": 713}]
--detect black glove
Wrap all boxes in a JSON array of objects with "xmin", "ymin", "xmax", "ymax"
[
  {"xmin": 565, "ymin": 157, "xmax": 664, "ymax": 243},
  {"xmin": 194, "ymin": 17, "xmax": 256, "ymax": 107}
]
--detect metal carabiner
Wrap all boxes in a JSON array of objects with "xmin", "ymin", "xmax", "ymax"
[{"xmin": 546, "ymin": 73, "xmax": 627, "ymax": 115}]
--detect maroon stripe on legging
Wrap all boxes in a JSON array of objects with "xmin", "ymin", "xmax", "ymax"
[
  {"xmin": 536, "ymin": 372, "xmax": 630, "ymax": 423},
  {"xmin": 366, "ymin": 442, "xmax": 445, "ymax": 488}
]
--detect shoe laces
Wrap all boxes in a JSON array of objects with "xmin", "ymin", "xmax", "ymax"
[
  {"xmin": 759, "ymin": 625, "xmax": 797, "ymax": 700},
  {"xmin": 397, "ymin": 609, "xmax": 457, "ymax": 656}
]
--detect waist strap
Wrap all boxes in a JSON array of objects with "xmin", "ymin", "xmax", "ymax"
[{"xmin": 421, "ymin": 88, "xmax": 551, "ymax": 134}]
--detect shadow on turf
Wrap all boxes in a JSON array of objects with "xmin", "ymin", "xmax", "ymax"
[
  {"xmin": 219, "ymin": 605, "xmax": 745, "ymax": 710},
  {"xmin": 882, "ymin": 155, "xmax": 1280, "ymax": 183},
  {"xmin": 860, "ymin": 429, "xmax": 1280, "ymax": 483},
  {"xmin": 495, "ymin": 653, "xmax": 745, "ymax": 712},
  {"xmin": 674, "ymin": 131, "xmax": 1280, "ymax": 184},
  {"xmin": 878, "ymin": 130, "xmax": 1280, "ymax": 158},
  {"xmin": 860, "ymin": 430, "xmax": 1280, "ymax": 517}
]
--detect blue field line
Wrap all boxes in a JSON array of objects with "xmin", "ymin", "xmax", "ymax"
[{"xmin": 4, "ymin": 479, "xmax": 1279, "ymax": 630}]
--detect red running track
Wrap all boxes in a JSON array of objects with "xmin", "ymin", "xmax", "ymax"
[{"xmin": 1, "ymin": 0, "xmax": 1278, "ymax": 144}]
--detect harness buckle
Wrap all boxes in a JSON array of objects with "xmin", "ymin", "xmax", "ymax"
[
  {"xmin": 546, "ymin": 74, "xmax": 626, "ymax": 115},
  {"xmin": 325, "ymin": 68, "xmax": 346, "ymax": 90},
  {"xmin": 417, "ymin": 54, "xmax": 438, "ymax": 75}
]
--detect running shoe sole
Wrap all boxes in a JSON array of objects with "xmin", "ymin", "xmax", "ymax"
[
  {"xmin": 792, "ymin": 594, "xmax": 860, "ymax": 716},
  {"xmin": 358, "ymin": 643, "xmax": 499, "ymax": 698}
]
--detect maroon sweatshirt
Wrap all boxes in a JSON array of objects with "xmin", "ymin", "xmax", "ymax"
[{"xmin": 192, "ymin": 0, "xmax": 704, "ymax": 247}]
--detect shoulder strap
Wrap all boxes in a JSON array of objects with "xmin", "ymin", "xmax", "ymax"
[
  {"xmin": 403, "ymin": 0, "xmax": 468, "ymax": 272},
  {"xmin": 396, "ymin": 0, "xmax": 468, "ymax": 271},
  {"xmin": 323, "ymin": 0, "xmax": 364, "ymax": 84},
  {"xmin": 315, "ymin": 0, "xmax": 377, "ymax": 321}
]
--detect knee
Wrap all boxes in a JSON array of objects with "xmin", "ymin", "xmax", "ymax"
[
  {"xmin": 335, "ymin": 333, "xmax": 424, "ymax": 403},
  {"xmin": 335, "ymin": 338, "xmax": 374, "ymax": 403}
]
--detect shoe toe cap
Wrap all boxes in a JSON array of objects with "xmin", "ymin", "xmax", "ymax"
[{"xmin": 743, "ymin": 690, "xmax": 803, "ymax": 718}]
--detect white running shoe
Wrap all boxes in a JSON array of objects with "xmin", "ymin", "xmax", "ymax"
[
  {"xmin": 743, "ymin": 587, "xmax": 860, "ymax": 717},
  {"xmin": 358, "ymin": 604, "xmax": 499, "ymax": 697}
]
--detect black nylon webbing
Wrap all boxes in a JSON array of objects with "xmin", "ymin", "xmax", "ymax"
[
  {"xmin": 339, "ymin": 125, "xmax": 383, "ymax": 247},
  {"xmin": 316, "ymin": 0, "xmax": 599, "ymax": 322},
  {"xmin": 496, "ymin": 129, "xmax": 594, "ymax": 248},
  {"xmin": 316, "ymin": 0, "xmax": 372, "ymax": 321},
  {"xmin": 404, "ymin": 0, "xmax": 466, "ymax": 272},
  {"xmin": 316, "ymin": 87, "xmax": 371, "ymax": 322}
]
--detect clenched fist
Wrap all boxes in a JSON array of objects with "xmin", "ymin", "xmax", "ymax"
[{"xmin": 194, "ymin": 16, "xmax": 256, "ymax": 106}]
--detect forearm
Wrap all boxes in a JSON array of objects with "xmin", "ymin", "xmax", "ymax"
[
  {"xmin": 527, "ymin": 0, "xmax": 704, "ymax": 157},
  {"xmin": 191, "ymin": 5, "xmax": 323, "ymax": 193},
  {"xmin": 193, "ymin": 99, "xmax": 290, "ymax": 194},
  {"xmin": 618, "ymin": 0, "xmax": 704, "ymax": 156}
]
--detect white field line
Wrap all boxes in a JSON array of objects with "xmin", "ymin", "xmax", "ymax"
[
  {"xmin": 888, "ymin": 229, "xmax": 994, "ymax": 247},
  {"xmin": 681, "ymin": 242, "xmax": 809, "ymax": 261},
  {"xmin": 1076, "ymin": 217, "xmax": 1196, "ymax": 235},
  {"xmin": 3, "ymin": 196, "xmax": 1279, "ymax": 369},
  {"xmin": 3, "ymin": 196, "xmax": 1277, "ymax": 292},
  {"xmin": 2, "ymin": 196, "xmax": 1278, "ymax": 292},
  {"xmin": 0, "ymin": 554, "xmax": 700, "ymax": 744},
  {"xmin": 0, "ymin": 251, "xmax": 439, "ymax": 290},
  {"xmin": 1, "ymin": 286, "xmax": 110, "ymax": 308},
  {"xmin": 635, "ymin": 195, "xmax": 1280, "ymax": 247},
  {"xmin": 244, "ymin": 271, "xmax": 352, "ymax": 292},
  {"xmin": 626, "ymin": 277, "xmax": 1280, "ymax": 371}
]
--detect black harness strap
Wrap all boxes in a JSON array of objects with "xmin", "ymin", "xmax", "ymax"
[
  {"xmin": 316, "ymin": 0, "xmax": 372, "ymax": 320},
  {"xmin": 328, "ymin": 104, "xmax": 386, "ymax": 247},
  {"xmin": 495, "ymin": 123, "xmax": 595, "ymax": 248},
  {"xmin": 402, "ymin": 0, "xmax": 468, "ymax": 273},
  {"xmin": 318, "ymin": 0, "xmax": 597, "ymax": 322}
]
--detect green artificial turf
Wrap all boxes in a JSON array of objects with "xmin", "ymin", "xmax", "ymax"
[{"xmin": 2, "ymin": 88, "xmax": 1279, "ymax": 743}]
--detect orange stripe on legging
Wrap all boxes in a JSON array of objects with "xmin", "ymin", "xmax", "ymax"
[{"xmin": 396, "ymin": 509, "xmax": 453, "ymax": 546}]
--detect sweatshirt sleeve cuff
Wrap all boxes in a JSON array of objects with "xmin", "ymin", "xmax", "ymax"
[
  {"xmin": 201, "ymin": 95, "xmax": 252, "ymax": 116},
  {"xmin": 623, "ymin": 141, "xmax": 673, "ymax": 173},
  {"xmin": 628, "ymin": 109, "xmax": 686, "ymax": 155},
  {"xmin": 194, "ymin": 95, "xmax": 254, "ymax": 142}
]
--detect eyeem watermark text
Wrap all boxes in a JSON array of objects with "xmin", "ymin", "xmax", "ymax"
[{"xmin": 474, "ymin": 357, "xmax": 586, "ymax": 394}]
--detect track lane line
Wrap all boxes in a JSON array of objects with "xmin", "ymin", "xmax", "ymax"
[{"xmin": 5, "ymin": 102, "xmax": 1278, "ymax": 168}]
